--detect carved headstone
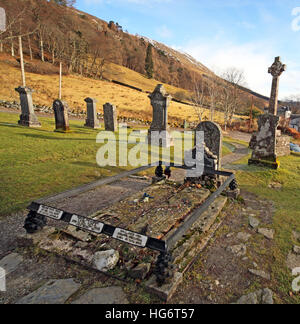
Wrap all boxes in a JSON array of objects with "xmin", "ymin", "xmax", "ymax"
[
  {"xmin": 53, "ymin": 100, "xmax": 70, "ymax": 132},
  {"xmin": 103, "ymin": 103, "xmax": 117, "ymax": 132},
  {"xmin": 84, "ymin": 98, "xmax": 100, "ymax": 129},
  {"xmin": 195, "ymin": 121, "xmax": 223, "ymax": 170},
  {"xmin": 268, "ymin": 57, "xmax": 286, "ymax": 116},
  {"xmin": 15, "ymin": 87, "xmax": 41, "ymax": 127},
  {"xmin": 148, "ymin": 84, "xmax": 173, "ymax": 147}
]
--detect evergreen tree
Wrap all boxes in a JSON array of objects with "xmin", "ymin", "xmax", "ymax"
[{"xmin": 145, "ymin": 43, "xmax": 154, "ymax": 79}]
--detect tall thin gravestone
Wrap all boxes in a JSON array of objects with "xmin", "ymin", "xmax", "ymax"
[
  {"xmin": 249, "ymin": 57, "xmax": 288, "ymax": 169},
  {"xmin": 84, "ymin": 98, "xmax": 100, "ymax": 129},
  {"xmin": 53, "ymin": 100, "xmax": 70, "ymax": 132},
  {"xmin": 148, "ymin": 84, "xmax": 173, "ymax": 147},
  {"xmin": 15, "ymin": 87, "xmax": 41, "ymax": 127},
  {"xmin": 103, "ymin": 103, "xmax": 117, "ymax": 132}
]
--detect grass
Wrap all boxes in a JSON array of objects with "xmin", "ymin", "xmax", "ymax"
[
  {"xmin": 233, "ymin": 153, "xmax": 300, "ymax": 303},
  {"xmin": 0, "ymin": 111, "xmax": 238, "ymax": 217}
]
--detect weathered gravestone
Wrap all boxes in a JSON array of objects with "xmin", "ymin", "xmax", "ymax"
[
  {"xmin": 249, "ymin": 57, "xmax": 290, "ymax": 168},
  {"xmin": 84, "ymin": 98, "xmax": 100, "ymax": 129},
  {"xmin": 15, "ymin": 87, "xmax": 41, "ymax": 127},
  {"xmin": 148, "ymin": 84, "xmax": 173, "ymax": 147},
  {"xmin": 53, "ymin": 100, "xmax": 70, "ymax": 132},
  {"xmin": 195, "ymin": 121, "xmax": 222, "ymax": 170},
  {"xmin": 103, "ymin": 103, "xmax": 117, "ymax": 132}
]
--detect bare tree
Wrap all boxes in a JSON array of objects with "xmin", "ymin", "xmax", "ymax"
[
  {"xmin": 205, "ymin": 74, "xmax": 221, "ymax": 122},
  {"xmin": 191, "ymin": 75, "xmax": 208, "ymax": 122},
  {"xmin": 219, "ymin": 67, "xmax": 246, "ymax": 130}
]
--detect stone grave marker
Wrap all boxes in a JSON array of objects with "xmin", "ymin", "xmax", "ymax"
[
  {"xmin": 84, "ymin": 98, "xmax": 100, "ymax": 129},
  {"xmin": 15, "ymin": 87, "xmax": 41, "ymax": 127},
  {"xmin": 53, "ymin": 100, "xmax": 70, "ymax": 132},
  {"xmin": 148, "ymin": 84, "xmax": 173, "ymax": 147},
  {"xmin": 103, "ymin": 103, "xmax": 117, "ymax": 132},
  {"xmin": 195, "ymin": 121, "xmax": 223, "ymax": 170},
  {"xmin": 249, "ymin": 57, "xmax": 290, "ymax": 168}
]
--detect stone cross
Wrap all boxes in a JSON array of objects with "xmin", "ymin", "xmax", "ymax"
[
  {"xmin": 15, "ymin": 86, "xmax": 41, "ymax": 127},
  {"xmin": 268, "ymin": 57, "xmax": 286, "ymax": 116},
  {"xmin": 103, "ymin": 103, "xmax": 118, "ymax": 132},
  {"xmin": 53, "ymin": 100, "xmax": 70, "ymax": 132},
  {"xmin": 84, "ymin": 98, "xmax": 100, "ymax": 129},
  {"xmin": 195, "ymin": 121, "xmax": 223, "ymax": 170}
]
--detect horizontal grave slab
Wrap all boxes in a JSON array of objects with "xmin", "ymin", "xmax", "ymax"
[{"xmin": 23, "ymin": 180, "xmax": 229, "ymax": 301}]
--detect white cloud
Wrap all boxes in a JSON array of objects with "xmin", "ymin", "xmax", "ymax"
[{"xmin": 184, "ymin": 38, "xmax": 299, "ymax": 99}]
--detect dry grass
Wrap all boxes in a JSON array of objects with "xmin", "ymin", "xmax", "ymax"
[{"xmin": 0, "ymin": 54, "xmax": 235, "ymax": 124}]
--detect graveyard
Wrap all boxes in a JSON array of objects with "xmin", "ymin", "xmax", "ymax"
[{"xmin": 0, "ymin": 0, "xmax": 300, "ymax": 307}]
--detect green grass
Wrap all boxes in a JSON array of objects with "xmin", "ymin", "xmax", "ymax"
[
  {"xmin": 0, "ymin": 112, "xmax": 136, "ymax": 217},
  {"xmin": 233, "ymin": 153, "xmax": 300, "ymax": 303},
  {"xmin": 0, "ymin": 112, "xmax": 241, "ymax": 217}
]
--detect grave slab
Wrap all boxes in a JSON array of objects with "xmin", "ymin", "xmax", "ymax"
[{"xmin": 16, "ymin": 279, "xmax": 81, "ymax": 304}]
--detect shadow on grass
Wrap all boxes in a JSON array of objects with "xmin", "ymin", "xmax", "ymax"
[
  {"xmin": 19, "ymin": 133, "xmax": 96, "ymax": 141},
  {"xmin": 71, "ymin": 161, "xmax": 99, "ymax": 168}
]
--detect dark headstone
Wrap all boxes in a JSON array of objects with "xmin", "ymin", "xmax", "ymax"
[
  {"xmin": 148, "ymin": 84, "xmax": 173, "ymax": 147},
  {"xmin": 84, "ymin": 98, "xmax": 100, "ymax": 129},
  {"xmin": 15, "ymin": 86, "xmax": 41, "ymax": 127},
  {"xmin": 103, "ymin": 103, "xmax": 117, "ymax": 132},
  {"xmin": 53, "ymin": 100, "xmax": 70, "ymax": 132}
]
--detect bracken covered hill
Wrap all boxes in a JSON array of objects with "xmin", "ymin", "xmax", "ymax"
[{"xmin": 0, "ymin": 0, "xmax": 269, "ymax": 112}]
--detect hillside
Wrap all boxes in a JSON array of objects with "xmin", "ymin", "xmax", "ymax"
[{"xmin": 0, "ymin": 0, "xmax": 269, "ymax": 116}]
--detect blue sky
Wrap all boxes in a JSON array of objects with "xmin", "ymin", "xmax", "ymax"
[{"xmin": 76, "ymin": 0, "xmax": 300, "ymax": 99}]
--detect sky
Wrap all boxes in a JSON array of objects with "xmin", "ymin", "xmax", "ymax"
[{"xmin": 75, "ymin": 0, "xmax": 300, "ymax": 99}]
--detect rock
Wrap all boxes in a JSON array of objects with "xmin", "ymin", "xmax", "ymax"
[
  {"xmin": 72, "ymin": 286, "xmax": 129, "ymax": 304},
  {"xmin": 248, "ymin": 269, "xmax": 271, "ymax": 280},
  {"xmin": 268, "ymin": 182, "xmax": 282, "ymax": 189},
  {"xmin": 293, "ymin": 231, "xmax": 300, "ymax": 243},
  {"xmin": 0, "ymin": 253, "xmax": 23, "ymax": 274},
  {"xmin": 286, "ymin": 251, "xmax": 300, "ymax": 270},
  {"xmin": 74, "ymin": 241, "xmax": 89, "ymax": 249},
  {"xmin": 227, "ymin": 244, "xmax": 247, "ymax": 257},
  {"xmin": 235, "ymin": 292, "xmax": 258, "ymax": 304},
  {"xmin": 226, "ymin": 233, "xmax": 234, "ymax": 238},
  {"xmin": 293, "ymin": 246, "xmax": 300, "ymax": 255},
  {"xmin": 93, "ymin": 250, "xmax": 119, "ymax": 272},
  {"xmin": 129, "ymin": 263, "xmax": 151, "ymax": 280},
  {"xmin": 66, "ymin": 226, "xmax": 92, "ymax": 242},
  {"xmin": 258, "ymin": 228, "xmax": 274, "ymax": 240},
  {"xmin": 261, "ymin": 288, "xmax": 274, "ymax": 304},
  {"xmin": 235, "ymin": 288, "xmax": 273, "ymax": 304},
  {"xmin": 237, "ymin": 232, "xmax": 251, "ymax": 242},
  {"xmin": 16, "ymin": 279, "xmax": 81, "ymax": 304},
  {"xmin": 249, "ymin": 216, "xmax": 260, "ymax": 229}
]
